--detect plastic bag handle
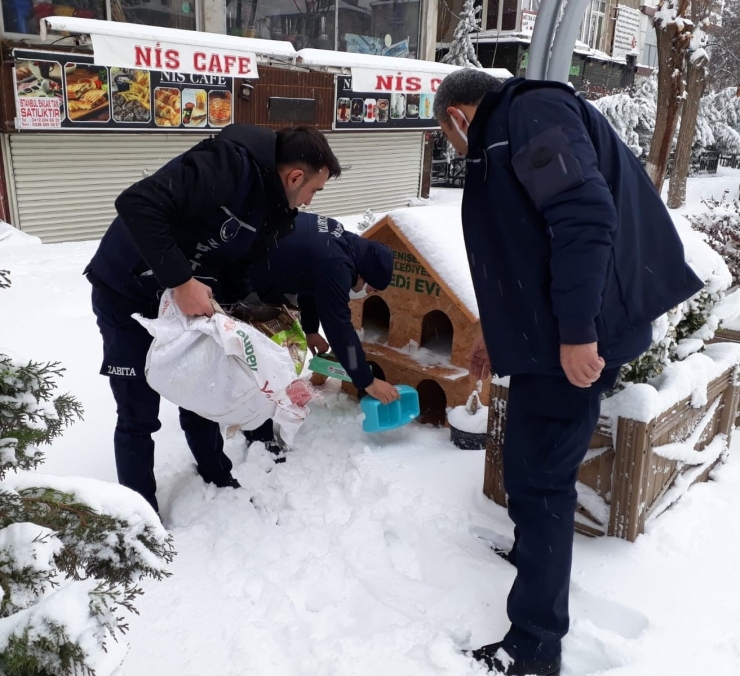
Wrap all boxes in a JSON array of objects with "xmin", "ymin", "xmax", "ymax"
[{"xmin": 210, "ymin": 299, "xmax": 228, "ymax": 316}]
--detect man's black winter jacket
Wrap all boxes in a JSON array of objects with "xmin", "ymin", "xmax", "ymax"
[{"xmin": 85, "ymin": 124, "xmax": 295, "ymax": 306}]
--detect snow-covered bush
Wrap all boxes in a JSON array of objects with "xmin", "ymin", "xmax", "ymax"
[
  {"xmin": 593, "ymin": 77, "xmax": 657, "ymax": 158},
  {"xmin": 697, "ymin": 87, "xmax": 740, "ymax": 155},
  {"xmin": 0, "ymin": 275, "xmax": 175, "ymax": 676},
  {"xmin": 688, "ymin": 192, "xmax": 740, "ymax": 286},
  {"xmin": 617, "ymin": 227, "xmax": 739, "ymax": 386}
]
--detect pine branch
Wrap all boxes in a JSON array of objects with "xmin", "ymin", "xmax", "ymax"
[
  {"xmin": 0, "ymin": 620, "xmax": 96, "ymax": 676},
  {"xmin": 0, "ymin": 488, "xmax": 175, "ymax": 589}
]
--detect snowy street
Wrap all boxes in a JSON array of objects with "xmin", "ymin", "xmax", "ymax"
[{"xmin": 2, "ymin": 175, "xmax": 740, "ymax": 676}]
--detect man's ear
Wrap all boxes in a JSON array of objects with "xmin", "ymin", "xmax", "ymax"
[
  {"xmin": 286, "ymin": 168, "xmax": 305, "ymax": 187},
  {"xmin": 447, "ymin": 106, "xmax": 466, "ymax": 127}
]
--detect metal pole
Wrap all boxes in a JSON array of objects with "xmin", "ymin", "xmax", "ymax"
[
  {"xmin": 526, "ymin": 0, "xmax": 562, "ymax": 80},
  {"xmin": 546, "ymin": 0, "xmax": 592, "ymax": 82}
]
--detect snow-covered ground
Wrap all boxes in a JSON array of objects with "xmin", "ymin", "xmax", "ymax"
[{"xmin": 2, "ymin": 173, "xmax": 740, "ymax": 675}]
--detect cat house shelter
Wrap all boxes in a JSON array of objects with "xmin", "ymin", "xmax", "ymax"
[{"xmin": 344, "ymin": 206, "xmax": 488, "ymax": 426}]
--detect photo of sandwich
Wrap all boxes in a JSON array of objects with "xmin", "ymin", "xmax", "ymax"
[
  {"xmin": 182, "ymin": 88, "xmax": 207, "ymax": 127},
  {"xmin": 64, "ymin": 64, "xmax": 110, "ymax": 123}
]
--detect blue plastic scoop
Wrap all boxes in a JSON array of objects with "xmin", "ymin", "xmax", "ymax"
[{"xmin": 361, "ymin": 385, "xmax": 420, "ymax": 433}]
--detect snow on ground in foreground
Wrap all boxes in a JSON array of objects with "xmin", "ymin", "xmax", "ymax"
[{"xmin": 2, "ymin": 174, "xmax": 740, "ymax": 675}]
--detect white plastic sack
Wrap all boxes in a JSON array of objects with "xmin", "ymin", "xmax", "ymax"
[{"xmin": 134, "ymin": 289, "xmax": 311, "ymax": 445}]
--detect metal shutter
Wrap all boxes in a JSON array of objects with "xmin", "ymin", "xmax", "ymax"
[
  {"xmin": 5, "ymin": 130, "xmax": 423, "ymax": 242},
  {"xmin": 6, "ymin": 133, "xmax": 209, "ymax": 243},
  {"xmin": 310, "ymin": 132, "xmax": 423, "ymax": 217}
]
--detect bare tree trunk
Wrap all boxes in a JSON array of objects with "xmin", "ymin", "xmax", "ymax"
[
  {"xmin": 645, "ymin": 0, "xmax": 693, "ymax": 194},
  {"xmin": 667, "ymin": 54, "xmax": 709, "ymax": 208}
]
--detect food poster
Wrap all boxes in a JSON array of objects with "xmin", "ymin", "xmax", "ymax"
[
  {"xmin": 14, "ymin": 59, "xmax": 65, "ymax": 129},
  {"xmin": 64, "ymin": 64, "xmax": 111, "ymax": 123},
  {"xmin": 13, "ymin": 49, "xmax": 233, "ymax": 132},
  {"xmin": 333, "ymin": 76, "xmax": 439, "ymax": 131},
  {"xmin": 111, "ymin": 69, "xmax": 151, "ymax": 123}
]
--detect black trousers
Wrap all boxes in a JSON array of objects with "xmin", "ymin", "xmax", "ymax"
[
  {"xmin": 91, "ymin": 284, "xmax": 233, "ymax": 512},
  {"xmin": 501, "ymin": 367, "xmax": 620, "ymax": 661}
]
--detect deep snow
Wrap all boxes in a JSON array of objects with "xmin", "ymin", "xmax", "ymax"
[{"xmin": 2, "ymin": 178, "xmax": 740, "ymax": 675}]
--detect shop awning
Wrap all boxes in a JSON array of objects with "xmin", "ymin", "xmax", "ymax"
[
  {"xmin": 40, "ymin": 17, "xmax": 298, "ymax": 78},
  {"xmin": 297, "ymin": 49, "xmax": 512, "ymax": 94},
  {"xmin": 39, "ymin": 17, "xmax": 512, "ymax": 89}
]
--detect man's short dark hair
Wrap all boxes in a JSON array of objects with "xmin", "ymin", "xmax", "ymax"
[
  {"xmin": 275, "ymin": 126, "xmax": 342, "ymax": 179},
  {"xmin": 433, "ymin": 69, "xmax": 505, "ymax": 124}
]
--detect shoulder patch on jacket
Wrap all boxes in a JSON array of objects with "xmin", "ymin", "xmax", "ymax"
[{"xmin": 511, "ymin": 126, "xmax": 585, "ymax": 208}]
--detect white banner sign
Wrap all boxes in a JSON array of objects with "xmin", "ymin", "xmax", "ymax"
[
  {"xmin": 612, "ymin": 5, "xmax": 642, "ymax": 61},
  {"xmin": 91, "ymin": 34, "xmax": 259, "ymax": 79},
  {"xmin": 350, "ymin": 67, "xmax": 446, "ymax": 95}
]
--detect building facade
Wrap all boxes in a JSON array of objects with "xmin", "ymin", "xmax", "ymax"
[
  {"xmin": 0, "ymin": 0, "xmax": 449, "ymax": 241},
  {"xmin": 437, "ymin": 0, "xmax": 657, "ymax": 95}
]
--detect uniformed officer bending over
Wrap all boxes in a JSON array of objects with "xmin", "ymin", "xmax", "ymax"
[{"xmin": 85, "ymin": 125, "xmax": 341, "ymax": 513}]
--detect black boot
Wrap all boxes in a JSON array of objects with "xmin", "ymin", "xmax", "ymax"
[
  {"xmin": 470, "ymin": 642, "xmax": 561, "ymax": 675},
  {"xmin": 199, "ymin": 468, "xmax": 241, "ymax": 489},
  {"xmin": 265, "ymin": 439, "xmax": 286, "ymax": 464}
]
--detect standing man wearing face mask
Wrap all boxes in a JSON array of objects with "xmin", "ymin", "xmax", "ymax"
[
  {"xmin": 433, "ymin": 70, "xmax": 702, "ymax": 675},
  {"xmin": 241, "ymin": 211, "xmax": 400, "ymax": 456},
  {"xmin": 85, "ymin": 125, "xmax": 341, "ymax": 513}
]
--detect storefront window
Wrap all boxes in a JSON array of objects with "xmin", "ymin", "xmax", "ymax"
[
  {"xmin": 2, "ymin": 0, "xmax": 105, "ymax": 35},
  {"xmin": 340, "ymin": 0, "xmax": 420, "ymax": 58},
  {"xmin": 1, "ymin": 0, "xmax": 195, "ymax": 36},
  {"xmin": 579, "ymin": 0, "xmax": 607, "ymax": 51},
  {"xmin": 110, "ymin": 0, "xmax": 196, "ymax": 31},
  {"xmin": 225, "ymin": 0, "xmax": 336, "ymax": 49},
  {"xmin": 486, "ymin": 0, "xmax": 518, "ymax": 32},
  {"xmin": 225, "ymin": 0, "xmax": 420, "ymax": 57}
]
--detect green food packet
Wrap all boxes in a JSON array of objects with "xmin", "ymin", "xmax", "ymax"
[{"xmin": 270, "ymin": 318, "xmax": 308, "ymax": 375}]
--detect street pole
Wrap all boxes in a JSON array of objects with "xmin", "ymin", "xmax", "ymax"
[{"xmin": 527, "ymin": 0, "xmax": 592, "ymax": 84}]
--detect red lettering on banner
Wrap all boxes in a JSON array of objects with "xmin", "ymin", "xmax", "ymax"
[
  {"xmin": 238, "ymin": 56, "xmax": 252, "ymax": 75},
  {"xmin": 165, "ymin": 49, "xmax": 180, "ymax": 70},
  {"xmin": 375, "ymin": 75, "xmax": 393, "ymax": 90},
  {"xmin": 194, "ymin": 52, "xmax": 207, "ymax": 71},
  {"xmin": 134, "ymin": 46, "xmax": 151, "ymax": 68},
  {"xmin": 154, "ymin": 46, "xmax": 163, "ymax": 69},
  {"xmin": 223, "ymin": 55, "xmax": 237, "ymax": 73},
  {"xmin": 430, "ymin": 78, "xmax": 442, "ymax": 93},
  {"xmin": 395, "ymin": 75, "xmax": 403, "ymax": 90},
  {"xmin": 208, "ymin": 53, "xmax": 224, "ymax": 73},
  {"xmin": 406, "ymin": 76, "xmax": 422, "ymax": 91}
]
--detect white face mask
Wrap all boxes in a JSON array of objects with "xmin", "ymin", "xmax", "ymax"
[
  {"xmin": 450, "ymin": 109, "xmax": 469, "ymax": 144},
  {"xmin": 349, "ymin": 284, "xmax": 368, "ymax": 300}
]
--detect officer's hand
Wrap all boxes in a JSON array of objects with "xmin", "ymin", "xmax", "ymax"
[
  {"xmin": 365, "ymin": 379, "xmax": 400, "ymax": 404},
  {"xmin": 306, "ymin": 333, "xmax": 330, "ymax": 356},
  {"xmin": 173, "ymin": 278, "xmax": 214, "ymax": 317},
  {"xmin": 560, "ymin": 343, "xmax": 605, "ymax": 388},
  {"xmin": 467, "ymin": 333, "xmax": 491, "ymax": 381}
]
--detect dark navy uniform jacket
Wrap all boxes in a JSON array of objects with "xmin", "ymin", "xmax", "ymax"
[
  {"xmin": 248, "ymin": 213, "xmax": 393, "ymax": 390},
  {"xmin": 85, "ymin": 124, "xmax": 295, "ymax": 307},
  {"xmin": 463, "ymin": 78, "xmax": 703, "ymax": 376}
]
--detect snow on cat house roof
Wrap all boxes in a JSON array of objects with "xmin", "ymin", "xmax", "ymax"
[{"xmin": 362, "ymin": 204, "xmax": 479, "ymax": 321}]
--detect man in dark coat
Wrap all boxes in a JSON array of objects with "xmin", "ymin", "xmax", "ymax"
[
  {"xmin": 85, "ymin": 125, "xmax": 341, "ymax": 513},
  {"xmin": 242, "ymin": 211, "xmax": 399, "ymax": 452},
  {"xmin": 433, "ymin": 70, "xmax": 703, "ymax": 675}
]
